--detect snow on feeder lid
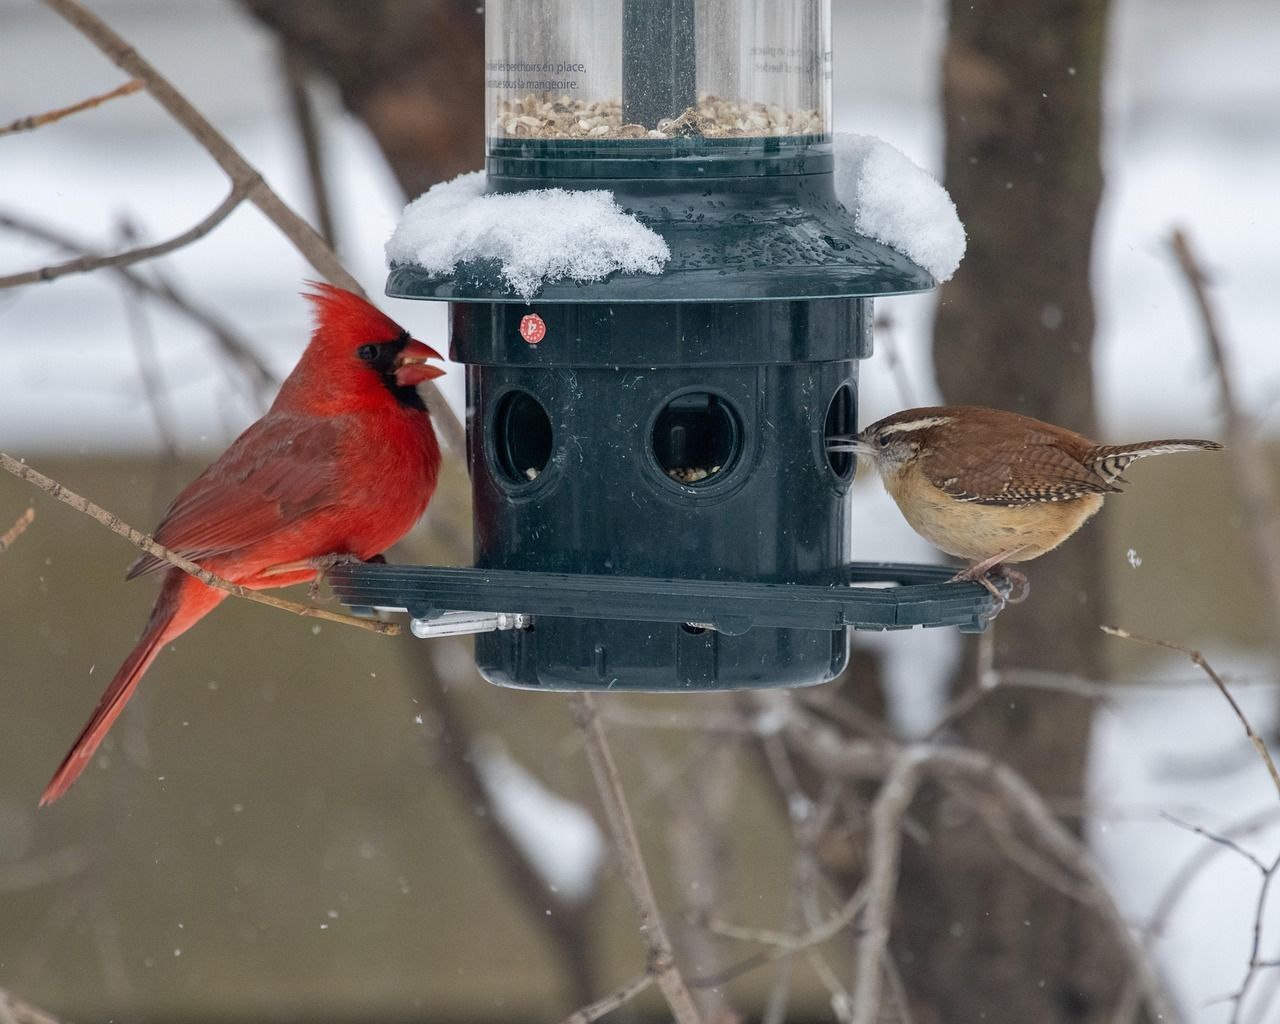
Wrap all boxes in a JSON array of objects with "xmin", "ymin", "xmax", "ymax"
[{"xmin": 332, "ymin": 0, "xmax": 999, "ymax": 693}]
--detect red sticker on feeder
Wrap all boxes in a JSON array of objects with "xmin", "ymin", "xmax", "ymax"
[{"xmin": 519, "ymin": 314, "xmax": 546, "ymax": 345}]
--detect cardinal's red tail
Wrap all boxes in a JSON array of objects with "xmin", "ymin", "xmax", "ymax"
[
  {"xmin": 40, "ymin": 615, "xmax": 170, "ymax": 805},
  {"xmin": 40, "ymin": 574, "xmax": 222, "ymax": 806}
]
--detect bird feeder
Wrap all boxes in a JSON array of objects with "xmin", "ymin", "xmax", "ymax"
[{"xmin": 329, "ymin": 0, "xmax": 999, "ymax": 690}]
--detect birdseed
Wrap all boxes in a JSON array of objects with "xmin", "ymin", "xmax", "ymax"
[
  {"xmin": 666, "ymin": 465, "xmax": 722, "ymax": 484},
  {"xmin": 492, "ymin": 95, "xmax": 823, "ymax": 140}
]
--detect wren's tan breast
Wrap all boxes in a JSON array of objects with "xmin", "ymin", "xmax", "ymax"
[{"xmin": 882, "ymin": 470, "xmax": 1105, "ymax": 562}]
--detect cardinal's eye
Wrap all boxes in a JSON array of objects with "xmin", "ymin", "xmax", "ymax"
[{"xmin": 357, "ymin": 344, "xmax": 379, "ymax": 363}]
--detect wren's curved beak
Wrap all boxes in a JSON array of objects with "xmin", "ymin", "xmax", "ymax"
[
  {"xmin": 394, "ymin": 338, "xmax": 446, "ymax": 386},
  {"xmin": 825, "ymin": 432, "xmax": 876, "ymax": 457}
]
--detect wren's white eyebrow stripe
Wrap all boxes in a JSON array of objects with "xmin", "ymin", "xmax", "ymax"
[{"xmin": 875, "ymin": 416, "xmax": 953, "ymax": 436}]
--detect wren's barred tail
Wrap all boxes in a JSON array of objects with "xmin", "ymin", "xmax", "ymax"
[{"xmin": 1085, "ymin": 439, "xmax": 1223, "ymax": 486}]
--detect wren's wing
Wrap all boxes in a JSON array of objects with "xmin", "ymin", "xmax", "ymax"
[
  {"xmin": 126, "ymin": 412, "xmax": 343, "ymax": 579},
  {"xmin": 922, "ymin": 425, "xmax": 1117, "ymax": 506}
]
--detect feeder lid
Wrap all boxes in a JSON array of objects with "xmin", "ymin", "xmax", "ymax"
[{"xmin": 387, "ymin": 144, "xmax": 935, "ymax": 305}]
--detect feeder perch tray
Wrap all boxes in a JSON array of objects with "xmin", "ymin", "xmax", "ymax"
[{"xmin": 329, "ymin": 562, "xmax": 1002, "ymax": 691}]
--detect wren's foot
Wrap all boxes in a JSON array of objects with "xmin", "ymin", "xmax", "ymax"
[
  {"xmin": 948, "ymin": 547, "xmax": 1031, "ymax": 611},
  {"xmin": 990, "ymin": 564, "xmax": 1030, "ymax": 604}
]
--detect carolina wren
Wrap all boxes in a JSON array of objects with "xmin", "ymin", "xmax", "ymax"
[{"xmin": 828, "ymin": 405, "xmax": 1222, "ymax": 594}]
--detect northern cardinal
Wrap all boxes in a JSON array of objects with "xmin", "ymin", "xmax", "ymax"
[{"xmin": 41, "ymin": 284, "xmax": 444, "ymax": 805}]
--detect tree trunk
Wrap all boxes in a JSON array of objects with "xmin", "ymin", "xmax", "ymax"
[{"xmin": 896, "ymin": 2, "xmax": 1133, "ymax": 1021}]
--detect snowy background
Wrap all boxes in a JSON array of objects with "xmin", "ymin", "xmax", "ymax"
[{"xmin": 2, "ymin": 0, "xmax": 1280, "ymax": 1019}]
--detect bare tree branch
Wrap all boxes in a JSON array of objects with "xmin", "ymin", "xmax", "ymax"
[
  {"xmin": 281, "ymin": 48, "xmax": 336, "ymax": 250},
  {"xmin": 0, "ymin": 987, "xmax": 68, "ymax": 1024},
  {"xmin": 38, "ymin": 0, "xmax": 352, "ymax": 290},
  {"xmin": 567, "ymin": 693, "xmax": 704, "ymax": 1024},
  {"xmin": 1169, "ymin": 227, "xmax": 1280, "ymax": 682},
  {"xmin": 0, "ymin": 211, "xmax": 278, "ymax": 399},
  {"xmin": 1102, "ymin": 626, "xmax": 1280, "ymax": 799},
  {"xmin": 413, "ymin": 641, "xmax": 599, "ymax": 1008},
  {"xmin": 0, "ymin": 451, "xmax": 398, "ymax": 636},
  {"xmin": 0, "ymin": 77, "xmax": 142, "ymax": 137},
  {"xmin": 1146, "ymin": 806, "xmax": 1280, "ymax": 941},
  {"xmin": 558, "ymin": 971, "xmax": 654, "ymax": 1024},
  {"xmin": 0, "ymin": 184, "xmax": 248, "ymax": 290},
  {"xmin": 852, "ymin": 748, "xmax": 929, "ymax": 1024},
  {"xmin": 0, "ymin": 507, "xmax": 35, "ymax": 556},
  {"xmin": 781, "ymin": 705, "xmax": 1177, "ymax": 1024},
  {"xmin": 114, "ymin": 219, "xmax": 182, "ymax": 461},
  {"xmin": 0, "ymin": 847, "xmax": 90, "ymax": 895},
  {"xmin": 873, "ymin": 311, "xmax": 918, "ymax": 409},
  {"xmin": 1158, "ymin": 814, "xmax": 1280, "ymax": 1024},
  {"xmin": 31, "ymin": 0, "xmax": 465, "ymax": 456}
]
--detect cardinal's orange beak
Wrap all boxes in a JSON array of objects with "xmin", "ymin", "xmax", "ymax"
[{"xmin": 394, "ymin": 338, "xmax": 446, "ymax": 386}]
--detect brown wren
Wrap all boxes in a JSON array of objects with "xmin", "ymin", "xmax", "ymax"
[{"xmin": 828, "ymin": 405, "xmax": 1222, "ymax": 596}]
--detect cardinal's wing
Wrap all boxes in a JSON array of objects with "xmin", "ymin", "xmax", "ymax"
[{"xmin": 126, "ymin": 412, "xmax": 344, "ymax": 579}]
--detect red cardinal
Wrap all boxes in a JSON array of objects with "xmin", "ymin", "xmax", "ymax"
[{"xmin": 41, "ymin": 284, "xmax": 444, "ymax": 805}]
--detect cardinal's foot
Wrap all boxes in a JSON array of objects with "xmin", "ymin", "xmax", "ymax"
[{"xmin": 307, "ymin": 553, "xmax": 365, "ymax": 572}]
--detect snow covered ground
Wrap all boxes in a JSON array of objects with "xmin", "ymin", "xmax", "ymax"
[{"xmin": 2, "ymin": 0, "xmax": 1279, "ymax": 1017}]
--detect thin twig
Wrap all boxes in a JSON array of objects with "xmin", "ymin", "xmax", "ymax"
[
  {"xmin": 281, "ymin": 48, "xmax": 336, "ymax": 250},
  {"xmin": 925, "ymin": 745, "xmax": 1179, "ymax": 1024},
  {"xmin": 33, "ymin": 0, "xmax": 465, "ymax": 457},
  {"xmin": 0, "ymin": 507, "xmax": 35, "ymax": 555},
  {"xmin": 0, "ymin": 847, "xmax": 90, "ymax": 894},
  {"xmin": 1146, "ymin": 806, "xmax": 1280, "ymax": 941},
  {"xmin": 1159, "ymin": 813, "xmax": 1280, "ymax": 1024},
  {"xmin": 926, "ymin": 666, "xmax": 1119, "ymax": 739},
  {"xmin": 0, "ymin": 183, "xmax": 248, "ymax": 289},
  {"xmin": 1169, "ymin": 227, "xmax": 1280, "ymax": 685},
  {"xmin": 881, "ymin": 949, "xmax": 917, "ymax": 1024},
  {"xmin": 1160, "ymin": 813, "xmax": 1268, "ymax": 873},
  {"xmin": 38, "ymin": 0, "xmax": 352, "ymax": 289},
  {"xmin": 559, "ymin": 971, "xmax": 654, "ymax": 1024},
  {"xmin": 415, "ymin": 641, "xmax": 598, "ymax": 1006},
  {"xmin": 874, "ymin": 312, "xmax": 918, "ymax": 409},
  {"xmin": 1102, "ymin": 626, "xmax": 1280, "ymax": 799},
  {"xmin": 706, "ymin": 881, "xmax": 871, "ymax": 957},
  {"xmin": 0, "ymin": 211, "xmax": 277, "ymax": 399},
  {"xmin": 851, "ymin": 748, "xmax": 929, "ymax": 1024},
  {"xmin": 662, "ymin": 722, "xmax": 740, "ymax": 1023},
  {"xmin": 956, "ymin": 781, "xmax": 1096, "ymax": 903},
  {"xmin": 567, "ymin": 693, "xmax": 703, "ymax": 1024},
  {"xmin": 0, "ymin": 451, "xmax": 398, "ymax": 636},
  {"xmin": 0, "ymin": 77, "xmax": 142, "ymax": 136},
  {"xmin": 598, "ymin": 703, "xmax": 763, "ymax": 735},
  {"xmin": 1241, "ymin": 855, "xmax": 1280, "ymax": 1021},
  {"xmin": 115, "ymin": 218, "xmax": 181, "ymax": 461},
  {"xmin": 0, "ymin": 987, "xmax": 67, "ymax": 1024},
  {"xmin": 786, "ymin": 711, "xmax": 1178, "ymax": 1024}
]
